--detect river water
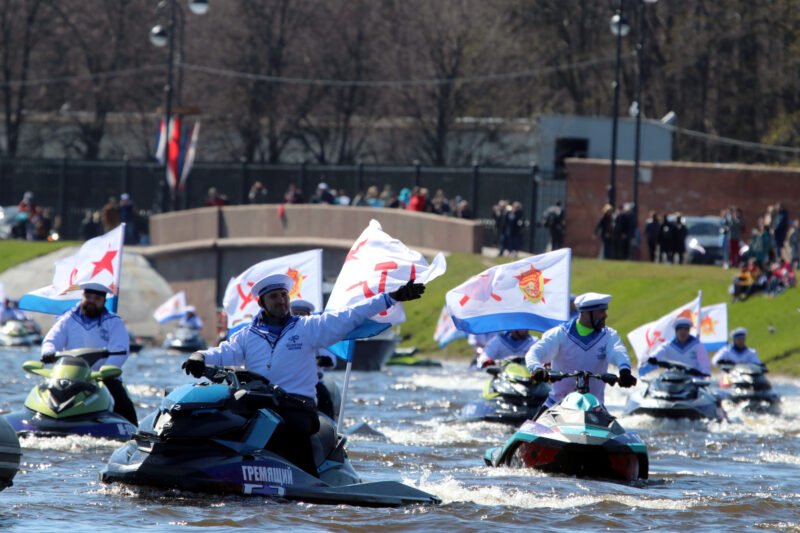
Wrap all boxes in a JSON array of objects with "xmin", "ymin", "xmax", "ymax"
[{"xmin": 1, "ymin": 346, "xmax": 799, "ymax": 532}]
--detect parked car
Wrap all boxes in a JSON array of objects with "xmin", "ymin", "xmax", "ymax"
[{"xmin": 682, "ymin": 215, "xmax": 725, "ymax": 265}]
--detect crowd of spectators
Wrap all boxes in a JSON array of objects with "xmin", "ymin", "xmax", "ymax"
[
  {"xmin": 7, "ymin": 191, "xmax": 56, "ymax": 241},
  {"xmin": 595, "ymin": 202, "xmax": 641, "ymax": 261}
]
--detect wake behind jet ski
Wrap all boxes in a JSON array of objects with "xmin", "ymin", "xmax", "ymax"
[
  {"xmin": 4, "ymin": 347, "xmax": 137, "ymax": 439},
  {"xmin": 623, "ymin": 360, "xmax": 726, "ymax": 421},
  {"xmin": 716, "ymin": 362, "xmax": 779, "ymax": 413},
  {"xmin": 484, "ymin": 370, "xmax": 648, "ymax": 483},
  {"xmin": 456, "ymin": 357, "xmax": 549, "ymax": 425},
  {"xmin": 100, "ymin": 366, "xmax": 440, "ymax": 507}
]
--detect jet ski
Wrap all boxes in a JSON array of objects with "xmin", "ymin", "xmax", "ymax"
[
  {"xmin": 484, "ymin": 370, "xmax": 648, "ymax": 483},
  {"xmin": 163, "ymin": 327, "xmax": 207, "ymax": 352},
  {"xmin": 4, "ymin": 348, "xmax": 137, "ymax": 439},
  {"xmin": 456, "ymin": 357, "xmax": 549, "ymax": 425},
  {"xmin": 0, "ymin": 416, "xmax": 21, "ymax": 491},
  {"xmin": 716, "ymin": 362, "xmax": 779, "ymax": 413},
  {"xmin": 100, "ymin": 366, "xmax": 440, "ymax": 507},
  {"xmin": 623, "ymin": 360, "xmax": 726, "ymax": 421},
  {"xmin": 385, "ymin": 347, "xmax": 442, "ymax": 367},
  {"xmin": 0, "ymin": 319, "xmax": 40, "ymax": 347}
]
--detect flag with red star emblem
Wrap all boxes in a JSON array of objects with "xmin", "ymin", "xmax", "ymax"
[
  {"xmin": 627, "ymin": 294, "xmax": 728, "ymax": 365},
  {"xmin": 221, "ymin": 249, "xmax": 323, "ymax": 335},
  {"xmin": 153, "ymin": 291, "xmax": 187, "ymax": 324},
  {"xmin": 326, "ymin": 219, "xmax": 447, "ymax": 360},
  {"xmin": 19, "ymin": 225, "xmax": 125, "ymax": 315},
  {"xmin": 445, "ymin": 248, "xmax": 571, "ymax": 334}
]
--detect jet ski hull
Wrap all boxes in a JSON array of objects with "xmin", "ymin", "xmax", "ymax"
[
  {"xmin": 456, "ymin": 398, "xmax": 540, "ymax": 426},
  {"xmin": 0, "ymin": 416, "xmax": 21, "ymax": 491},
  {"xmin": 4, "ymin": 408, "xmax": 136, "ymax": 440}
]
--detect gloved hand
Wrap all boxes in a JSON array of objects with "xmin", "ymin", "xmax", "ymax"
[
  {"xmin": 716, "ymin": 359, "xmax": 734, "ymax": 366},
  {"xmin": 182, "ymin": 352, "xmax": 206, "ymax": 378},
  {"xmin": 647, "ymin": 357, "xmax": 659, "ymax": 365},
  {"xmin": 41, "ymin": 353, "xmax": 57, "ymax": 364},
  {"xmin": 531, "ymin": 367, "xmax": 549, "ymax": 383},
  {"xmin": 389, "ymin": 279, "xmax": 425, "ymax": 302},
  {"xmin": 618, "ymin": 368, "xmax": 637, "ymax": 387}
]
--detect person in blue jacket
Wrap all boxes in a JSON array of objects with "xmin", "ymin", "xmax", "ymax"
[{"xmin": 183, "ymin": 273, "xmax": 424, "ymax": 477}]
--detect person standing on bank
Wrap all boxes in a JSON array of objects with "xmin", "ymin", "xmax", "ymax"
[
  {"xmin": 182, "ymin": 273, "xmax": 425, "ymax": 477},
  {"xmin": 40, "ymin": 281, "xmax": 138, "ymax": 425},
  {"xmin": 525, "ymin": 292, "xmax": 637, "ymax": 409}
]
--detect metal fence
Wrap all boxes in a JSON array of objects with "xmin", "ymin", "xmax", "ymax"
[{"xmin": 0, "ymin": 158, "xmax": 565, "ymax": 252}]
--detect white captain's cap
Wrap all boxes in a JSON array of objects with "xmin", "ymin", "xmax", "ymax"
[
  {"xmin": 674, "ymin": 316, "xmax": 693, "ymax": 329},
  {"xmin": 185, "ymin": 305, "xmax": 196, "ymax": 313},
  {"xmin": 251, "ymin": 273, "xmax": 294, "ymax": 298},
  {"xmin": 290, "ymin": 299, "xmax": 315, "ymax": 314},
  {"xmin": 731, "ymin": 327, "xmax": 748, "ymax": 338},
  {"xmin": 574, "ymin": 292, "xmax": 612, "ymax": 312},
  {"xmin": 79, "ymin": 280, "xmax": 113, "ymax": 294}
]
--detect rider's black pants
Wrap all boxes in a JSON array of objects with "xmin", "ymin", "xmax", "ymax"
[{"xmin": 103, "ymin": 378, "xmax": 138, "ymax": 426}]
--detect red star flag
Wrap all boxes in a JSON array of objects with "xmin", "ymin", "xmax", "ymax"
[
  {"xmin": 222, "ymin": 249, "xmax": 323, "ymax": 335},
  {"xmin": 19, "ymin": 225, "xmax": 125, "ymax": 315},
  {"xmin": 627, "ymin": 292, "xmax": 728, "ymax": 365},
  {"xmin": 446, "ymin": 248, "xmax": 571, "ymax": 334},
  {"xmin": 325, "ymin": 219, "xmax": 447, "ymax": 360}
]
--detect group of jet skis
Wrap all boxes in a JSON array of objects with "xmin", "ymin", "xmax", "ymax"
[{"xmin": 0, "ymin": 320, "xmax": 780, "ymax": 505}]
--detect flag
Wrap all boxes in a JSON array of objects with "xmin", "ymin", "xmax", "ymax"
[
  {"xmin": 153, "ymin": 291, "xmax": 187, "ymax": 324},
  {"xmin": 445, "ymin": 248, "xmax": 571, "ymax": 335},
  {"xmin": 155, "ymin": 118, "xmax": 167, "ymax": 164},
  {"xmin": 627, "ymin": 295, "xmax": 728, "ymax": 364},
  {"xmin": 222, "ymin": 249, "xmax": 323, "ymax": 335},
  {"xmin": 167, "ymin": 115, "xmax": 181, "ymax": 190},
  {"xmin": 433, "ymin": 303, "xmax": 466, "ymax": 348},
  {"xmin": 178, "ymin": 121, "xmax": 200, "ymax": 192},
  {"xmin": 19, "ymin": 225, "xmax": 124, "ymax": 315},
  {"xmin": 325, "ymin": 219, "xmax": 447, "ymax": 360}
]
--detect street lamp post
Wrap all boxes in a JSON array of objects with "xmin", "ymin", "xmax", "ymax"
[
  {"xmin": 608, "ymin": 2, "xmax": 630, "ymax": 209},
  {"xmin": 632, "ymin": 0, "xmax": 658, "ymax": 239},
  {"xmin": 150, "ymin": 0, "xmax": 208, "ymax": 212}
]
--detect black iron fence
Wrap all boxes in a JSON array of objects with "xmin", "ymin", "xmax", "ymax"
[{"xmin": 0, "ymin": 159, "xmax": 565, "ymax": 253}]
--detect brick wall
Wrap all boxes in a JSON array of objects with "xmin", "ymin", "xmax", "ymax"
[{"xmin": 565, "ymin": 159, "xmax": 800, "ymax": 258}]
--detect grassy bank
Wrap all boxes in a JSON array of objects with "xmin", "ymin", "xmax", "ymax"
[
  {"xmin": 401, "ymin": 254, "xmax": 800, "ymax": 375},
  {"xmin": 0, "ymin": 240, "xmax": 77, "ymax": 273}
]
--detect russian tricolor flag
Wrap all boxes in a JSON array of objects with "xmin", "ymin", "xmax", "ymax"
[{"xmin": 155, "ymin": 117, "xmax": 199, "ymax": 191}]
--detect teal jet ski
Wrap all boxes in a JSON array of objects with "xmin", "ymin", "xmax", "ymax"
[
  {"xmin": 484, "ymin": 370, "xmax": 648, "ymax": 482},
  {"xmin": 100, "ymin": 366, "xmax": 440, "ymax": 507}
]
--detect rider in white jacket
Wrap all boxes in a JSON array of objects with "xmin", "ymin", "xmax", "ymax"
[
  {"xmin": 712, "ymin": 327, "xmax": 761, "ymax": 366},
  {"xmin": 638, "ymin": 317, "xmax": 711, "ymax": 377}
]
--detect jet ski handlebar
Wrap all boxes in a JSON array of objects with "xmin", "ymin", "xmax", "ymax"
[
  {"xmin": 202, "ymin": 365, "xmax": 281, "ymax": 409},
  {"xmin": 647, "ymin": 358, "xmax": 709, "ymax": 377},
  {"xmin": 548, "ymin": 370, "xmax": 619, "ymax": 393}
]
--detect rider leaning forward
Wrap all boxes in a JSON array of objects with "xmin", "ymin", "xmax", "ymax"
[
  {"xmin": 525, "ymin": 292, "xmax": 637, "ymax": 409},
  {"xmin": 182, "ymin": 273, "xmax": 425, "ymax": 478}
]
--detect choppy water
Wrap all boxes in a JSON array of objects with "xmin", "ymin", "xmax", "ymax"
[{"xmin": 1, "ymin": 346, "xmax": 799, "ymax": 532}]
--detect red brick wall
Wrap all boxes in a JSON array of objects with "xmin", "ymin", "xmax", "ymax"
[{"xmin": 565, "ymin": 159, "xmax": 800, "ymax": 258}]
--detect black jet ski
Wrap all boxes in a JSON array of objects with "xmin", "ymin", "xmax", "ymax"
[
  {"xmin": 163, "ymin": 327, "xmax": 207, "ymax": 352},
  {"xmin": 717, "ymin": 363, "xmax": 779, "ymax": 413},
  {"xmin": 484, "ymin": 370, "xmax": 648, "ymax": 482},
  {"xmin": 0, "ymin": 416, "xmax": 21, "ymax": 491},
  {"xmin": 100, "ymin": 366, "xmax": 440, "ymax": 507},
  {"xmin": 624, "ymin": 360, "xmax": 726, "ymax": 421},
  {"xmin": 4, "ymin": 348, "xmax": 137, "ymax": 439},
  {"xmin": 0, "ymin": 319, "xmax": 41, "ymax": 347},
  {"xmin": 456, "ymin": 358, "xmax": 549, "ymax": 425}
]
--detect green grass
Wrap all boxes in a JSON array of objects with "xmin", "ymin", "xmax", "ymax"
[
  {"xmin": 0, "ymin": 240, "xmax": 78, "ymax": 273},
  {"xmin": 400, "ymin": 255, "xmax": 800, "ymax": 375}
]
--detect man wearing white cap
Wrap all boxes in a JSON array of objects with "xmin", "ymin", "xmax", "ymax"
[
  {"xmin": 179, "ymin": 306, "xmax": 204, "ymax": 330},
  {"xmin": 525, "ymin": 292, "xmax": 637, "ymax": 408},
  {"xmin": 712, "ymin": 327, "xmax": 762, "ymax": 366},
  {"xmin": 40, "ymin": 281, "xmax": 137, "ymax": 425},
  {"xmin": 639, "ymin": 316, "xmax": 711, "ymax": 377},
  {"xmin": 290, "ymin": 298, "xmax": 336, "ymax": 419},
  {"xmin": 183, "ymin": 272, "xmax": 425, "ymax": 476}
]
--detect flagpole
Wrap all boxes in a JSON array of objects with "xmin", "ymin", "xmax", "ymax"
[
  {"xmin": 696, "ymin": 289, "xmax": 702, "ymax": 343},
  {"xmin": 112, "ymin": 223, "xmax": 126, "ymax": 314},
  {"xmin": 336, "ymin": 360, "xmax": 353, "ymax": 432}
]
